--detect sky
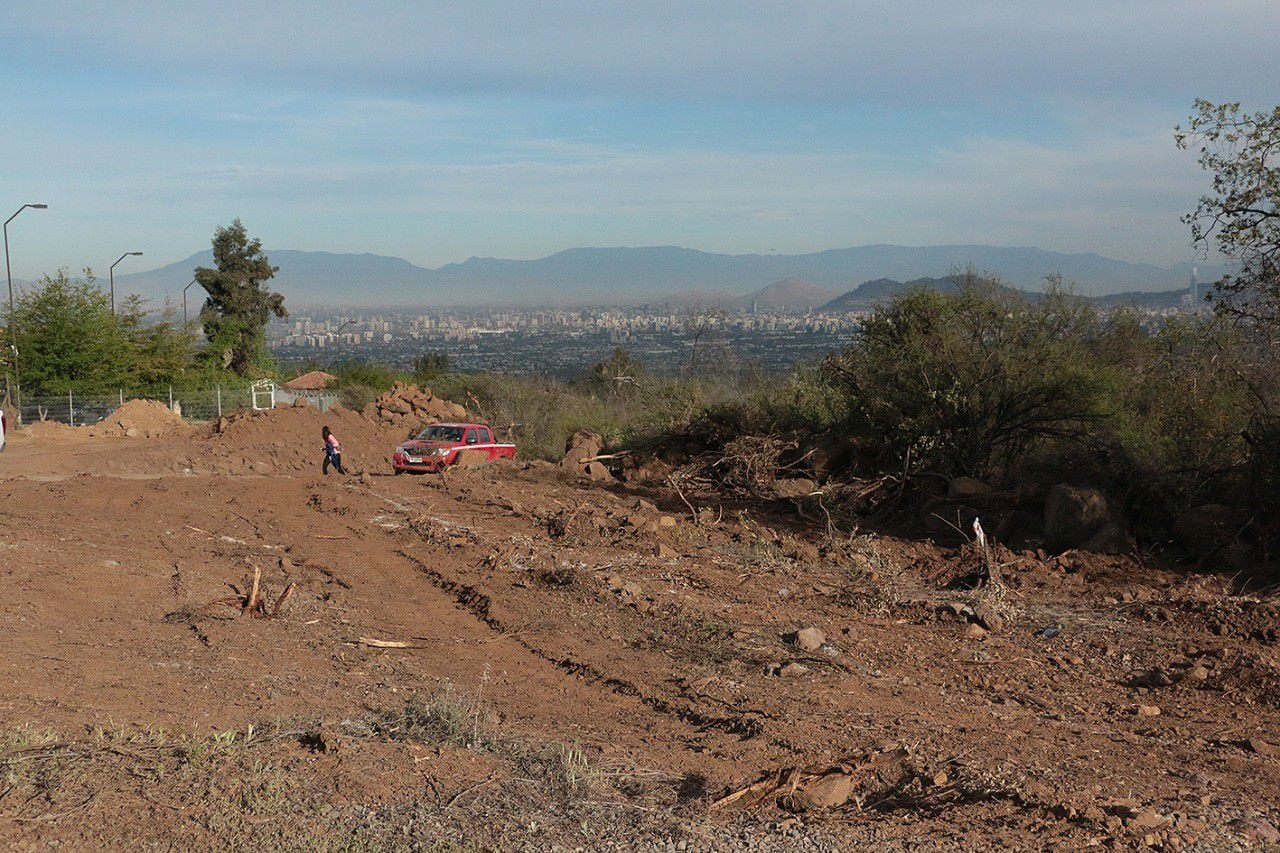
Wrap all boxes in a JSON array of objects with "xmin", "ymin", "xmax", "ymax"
[{"xmin": 2, "ymin": 0, "xmax": 1277, "ymax": 280}]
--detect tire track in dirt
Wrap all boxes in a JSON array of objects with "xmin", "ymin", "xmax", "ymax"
[{"xmin": 394, "ymin": 548, "xmax": 764, "ymax": 740}]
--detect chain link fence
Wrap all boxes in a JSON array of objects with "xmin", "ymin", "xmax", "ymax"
[{"xmin": 12, "ymin": 385, "xmax": 338, "ymax": 427}]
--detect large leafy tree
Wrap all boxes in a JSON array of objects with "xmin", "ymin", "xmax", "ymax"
[
  {"xmin": 195, "ymin": 219, "xmax": 286, "ymax": 376},
  {"xmin": 1176, "ymin": 100, "xmax": 1280, "ymax": 329},
  {"xmin": 4, "ymin": 268, "xmax": 132, "ymax": 394}
]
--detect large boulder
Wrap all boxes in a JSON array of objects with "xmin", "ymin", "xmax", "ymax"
[
  {"xmin": 1044, "ymin": 484, "xmax": 1124, "ymax": 553},
  {"xmin": 947, "ymin": 477, "xmax": 993, "ymax": 500},
  {"xmin": 1175, "ymin": 504, "xmax": 1242, "ymax": 556}
]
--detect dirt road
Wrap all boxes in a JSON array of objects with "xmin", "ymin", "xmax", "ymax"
[{"xmin": 0, "ymin": 420, "xmax": 1277, "ymax": 849}]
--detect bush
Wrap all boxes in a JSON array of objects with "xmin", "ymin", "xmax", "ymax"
[{"xmin": 826, "ymin": 278, "xmax": 1117, "ymax": 477}]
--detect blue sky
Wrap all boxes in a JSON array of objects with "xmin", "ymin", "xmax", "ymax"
[{"xmin": 2, "ymin": 0, "xmax": 1277, "ymax": 280}]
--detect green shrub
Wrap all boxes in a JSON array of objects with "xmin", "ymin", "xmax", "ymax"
[{"xmin": 826, "ymin": 278, "xmax": 1117, "ymax": 477}]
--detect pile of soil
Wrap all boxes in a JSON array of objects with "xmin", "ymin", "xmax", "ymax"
[
  {"xmin": 196, "ymin": 405, "xmax": 403, "ymax": 475},
  {"xmin": 18, "ymin": 420, "xmax": 80, "ymax": 439},
  {"xmin": 91, "ymin": 399, "xmax": 189, "ymax": 439},
  {"xmin": 363, "ymin": 382, "xmax": 467, "ymax": 427}
]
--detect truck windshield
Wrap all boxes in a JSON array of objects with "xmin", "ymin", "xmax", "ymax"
[{"xmin": 415, "ymin": 425, "xmax": 465, "ymax": 442}]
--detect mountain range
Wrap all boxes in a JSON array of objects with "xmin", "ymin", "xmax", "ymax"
[{"xmin": 110, "ymin": 244, "xmax": 1219, "ymax": 308}]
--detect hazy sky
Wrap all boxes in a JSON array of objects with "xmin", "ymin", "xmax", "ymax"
[{"xmin": 2, "ymin": 1, "xmax": 1276, "ymax": 279}]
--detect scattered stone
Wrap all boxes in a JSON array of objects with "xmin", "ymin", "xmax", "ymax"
[
  {"xmin": 970, "ymin": 601, "xmax": 1004, "ymax": 633},
  {"xmin": 1230, "ymin": 817, "xmax": 1280, "ymax": 845},
  {"xmin": 1128, "ymin": 810, "xmax": 1168, "ymax": 830},
  {"xmin": 778, "ymin": 662, "xmax": 811, "ymax": 678},
  {"xmin": 790, "ymin": 774, "xmax": 854, "ymax": 810},
  {"xmin": 790, "ymin": 627, "xmax": 826, "ymax": 652},
  {"xmin": 1181, "ymin": 665, "xmax": 1209, "ymax": 684},
  {"xmin": 964, "ymin": 623, "xmax": 988, "ymax": 639},
  {"xmin": 1243, "ymin": 738, "xmax": 1279, "ymax": 757},
  {"xmin": 1135, "ymin": 668, "xmax": 1174, "ymax": 689},
  {"xmin": 1136, "ymin": 704, "xmax": 1161, "ymax": 717},
  {"xmin": 654, "ymin": 543, "xmax": 677, "ymax": 560},
  {"xmin": 658, "ymin": 515, "xmax": 677, "ymax": 528}
]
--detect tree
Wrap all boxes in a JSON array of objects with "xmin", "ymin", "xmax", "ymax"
[
  {"xmin": 586, "ymin": 346, "xmax": 643, "ymax": 395},
  {"xmin": 412, "ymin": 350, "xmax": 450, "ymax": 384},
  {"xmin": 1176, "ymin": 100, "xmax": 1280, "ymax": 328},
  {"xmin": 117, "ymin": 296, "xmax": 197, "ymax": 389},
  {"xmin": 194, "ymin": 219, "xmax": 286, "ymax": 376},
  {"xmin": 3, "ymin": 268, "xmax": 132, "ymax": 394}
]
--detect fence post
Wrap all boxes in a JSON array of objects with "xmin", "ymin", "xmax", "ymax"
[
  {"xmin": 216, "ymin": 385, "xmax": 222, "ymax": 418},
  {"xmin": 68, "ymin": 389, "xmax": 74, "ymax": 427},
  {"xmin": 119, "ymin": 389, "xmax": 123, "ymax": 406},
  {"xmin": 168, "ymin": 386, "xmax": 173, "ymax": 410}
]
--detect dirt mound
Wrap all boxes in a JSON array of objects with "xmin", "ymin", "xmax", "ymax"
[
  {"xmin": 196, "ymin": 405, "xmax": 404, "ymax": 475},
  {"xmin": 19, "ymin": 419, "xmax": 81, "ymax": 439},
  {"xmin": 363, "ymin": 382, "xmax": 467, "ymax": 428},
  {"xmin": 91, "ymin": 399, "xmax": 189, "ymax": 438}
]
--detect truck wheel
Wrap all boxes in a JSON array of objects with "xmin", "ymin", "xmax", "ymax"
[{"xmin": 393, "ymin": 468, "xmax": 404, "ymax": 476}]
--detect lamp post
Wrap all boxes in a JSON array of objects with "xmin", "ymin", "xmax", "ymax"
[
  {"xmin": 108, "ymin": 251, "xmax": 143, "ymax": 315},
  {"xmin": 4, "ymin": 203, "xmax": 48, "ymax": 424},
  {"xmin": 182, "ymin": 278, "xmax": 197, "ymax": 328}
]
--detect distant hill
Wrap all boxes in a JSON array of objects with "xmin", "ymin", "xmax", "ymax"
[
  {"xmin": 111, "ymin": 244, "xmax": 1221, "ymax": 307},
  {"xmin": 746, "ymin": 278, "xmax": 837, "ymax": 310},
  {"xmin": 818, "ymin": 275, "xmax": 1191, "ymax": 312}
]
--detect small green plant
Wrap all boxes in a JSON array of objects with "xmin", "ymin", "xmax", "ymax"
[{"xmin": 371, "ymin": 680, "xmax": 495, "ymax": 750}]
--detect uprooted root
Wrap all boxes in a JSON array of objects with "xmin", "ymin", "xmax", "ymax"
[{"xmin": 198, "ymin": 564, "xmax": 296, "ymax": 619}]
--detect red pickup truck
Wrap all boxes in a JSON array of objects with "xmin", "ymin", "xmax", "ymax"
[{"xmin": 392, "ymin": 422, "xmax": 516, "ymax": 474}]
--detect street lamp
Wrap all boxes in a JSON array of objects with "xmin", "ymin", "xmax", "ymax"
[
  {"xmin": 182, "ymin": 278, "xmax": 197, "ymax": 328},
  {"xmin": 4, "ymin": 203, "xmax": 48, "ymax": 424},
  {"xmin": 108, "ymin": 251, "xmax": 143, "ymax": 315}
]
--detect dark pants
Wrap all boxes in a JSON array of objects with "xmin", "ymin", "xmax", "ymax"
[{"xmin": 323, "ymin": 449, "xmax": 345, "ymax": 475}]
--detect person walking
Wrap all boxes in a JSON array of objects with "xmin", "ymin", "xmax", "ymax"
[{"xmin": 321, "ymin": 425, "xmax": 346, "ymax": 475}]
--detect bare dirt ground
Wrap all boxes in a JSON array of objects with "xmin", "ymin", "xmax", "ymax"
[{"xmin": 0, "ymin": 412, "xmax": 1278, "ymax": 850}]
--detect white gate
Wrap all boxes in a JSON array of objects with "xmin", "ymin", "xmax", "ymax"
[{"xmin": 250, "ymin": 379, "xmax": 276, "ymax": 410}]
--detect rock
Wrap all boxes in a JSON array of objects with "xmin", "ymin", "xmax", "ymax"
[
  {"xmin": 561, "ymin": 429, "xmax": 604, "ymax": 465},
  {"xmin": 654, "ymin": 543, "xmax": 677, "ymax": 559},
  {"xmin": 970, "ymin": 601, "xmax": 1004, "ymax": 633},
  {"xmin": 1244, "ymin": 738, "xmax": 1279, "ymax": 757},
  {"xmin": 790, "ymin": 774, "xmax": 855, "ymax": 810},
  {"xmin": 778, "ymin": 662, "xmax": 811, "ymax": 678},
  {"xmin": 947, "ymin": 476, "xmax": 993, "ymax": 500},
  {"xmin": 1181, "ymin": 665, "xmax": 1209, "ymax": 684},
  {"xmin": 964, "ymin": 622, "xmax": 988, "ymax": 639},
  {"xmin": 1136, "ymin": 668, "xmax": 1174, "ymax": 688},
  {"xmin": 774, "ymin": 477, "xmax": 817, "ymax": 499},
  {"xmin": 1214, "ymin": 543, "xmax": 1255, "ymax": 572},
  {"xmin": 1136, "ymin": 704, "xmax": 1161, "ymax": 717},
  {"xmin": 1175, "ymin": 504, "xmax": 1240, "ymax": 555},
  {"xmin": 657, "ymin": 515, "xmax": 677, "ymax": 528},
  {"xmin": 1044, "ymin": 484, "xmax": 1118, "ymax": 552},
  {"xmin": 1230, "ymin": 817, "xmax": 1280, "ymax": 845},
  {"xmin": 1080, "ymin": 523, "xmax": 1134, "ymax": 555},
  {"xmin": 584, "ymin": 460, "xmax": 614, "ymax": 481},
  {"xmin": 1128, "ymin": 810, "xmax": 1168, "ymax": 830},
  {"xmin": 790, "ymin": 627, "xmax": 826, "ymax": 652},
  {"xmin": 454, "ymin": 449, "xmax": 491, "ymax": 468}
]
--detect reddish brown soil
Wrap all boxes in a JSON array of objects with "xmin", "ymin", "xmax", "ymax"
[{"xmin": 0, "ymin": 420, "xmax": 1277, "ymax": 849}]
